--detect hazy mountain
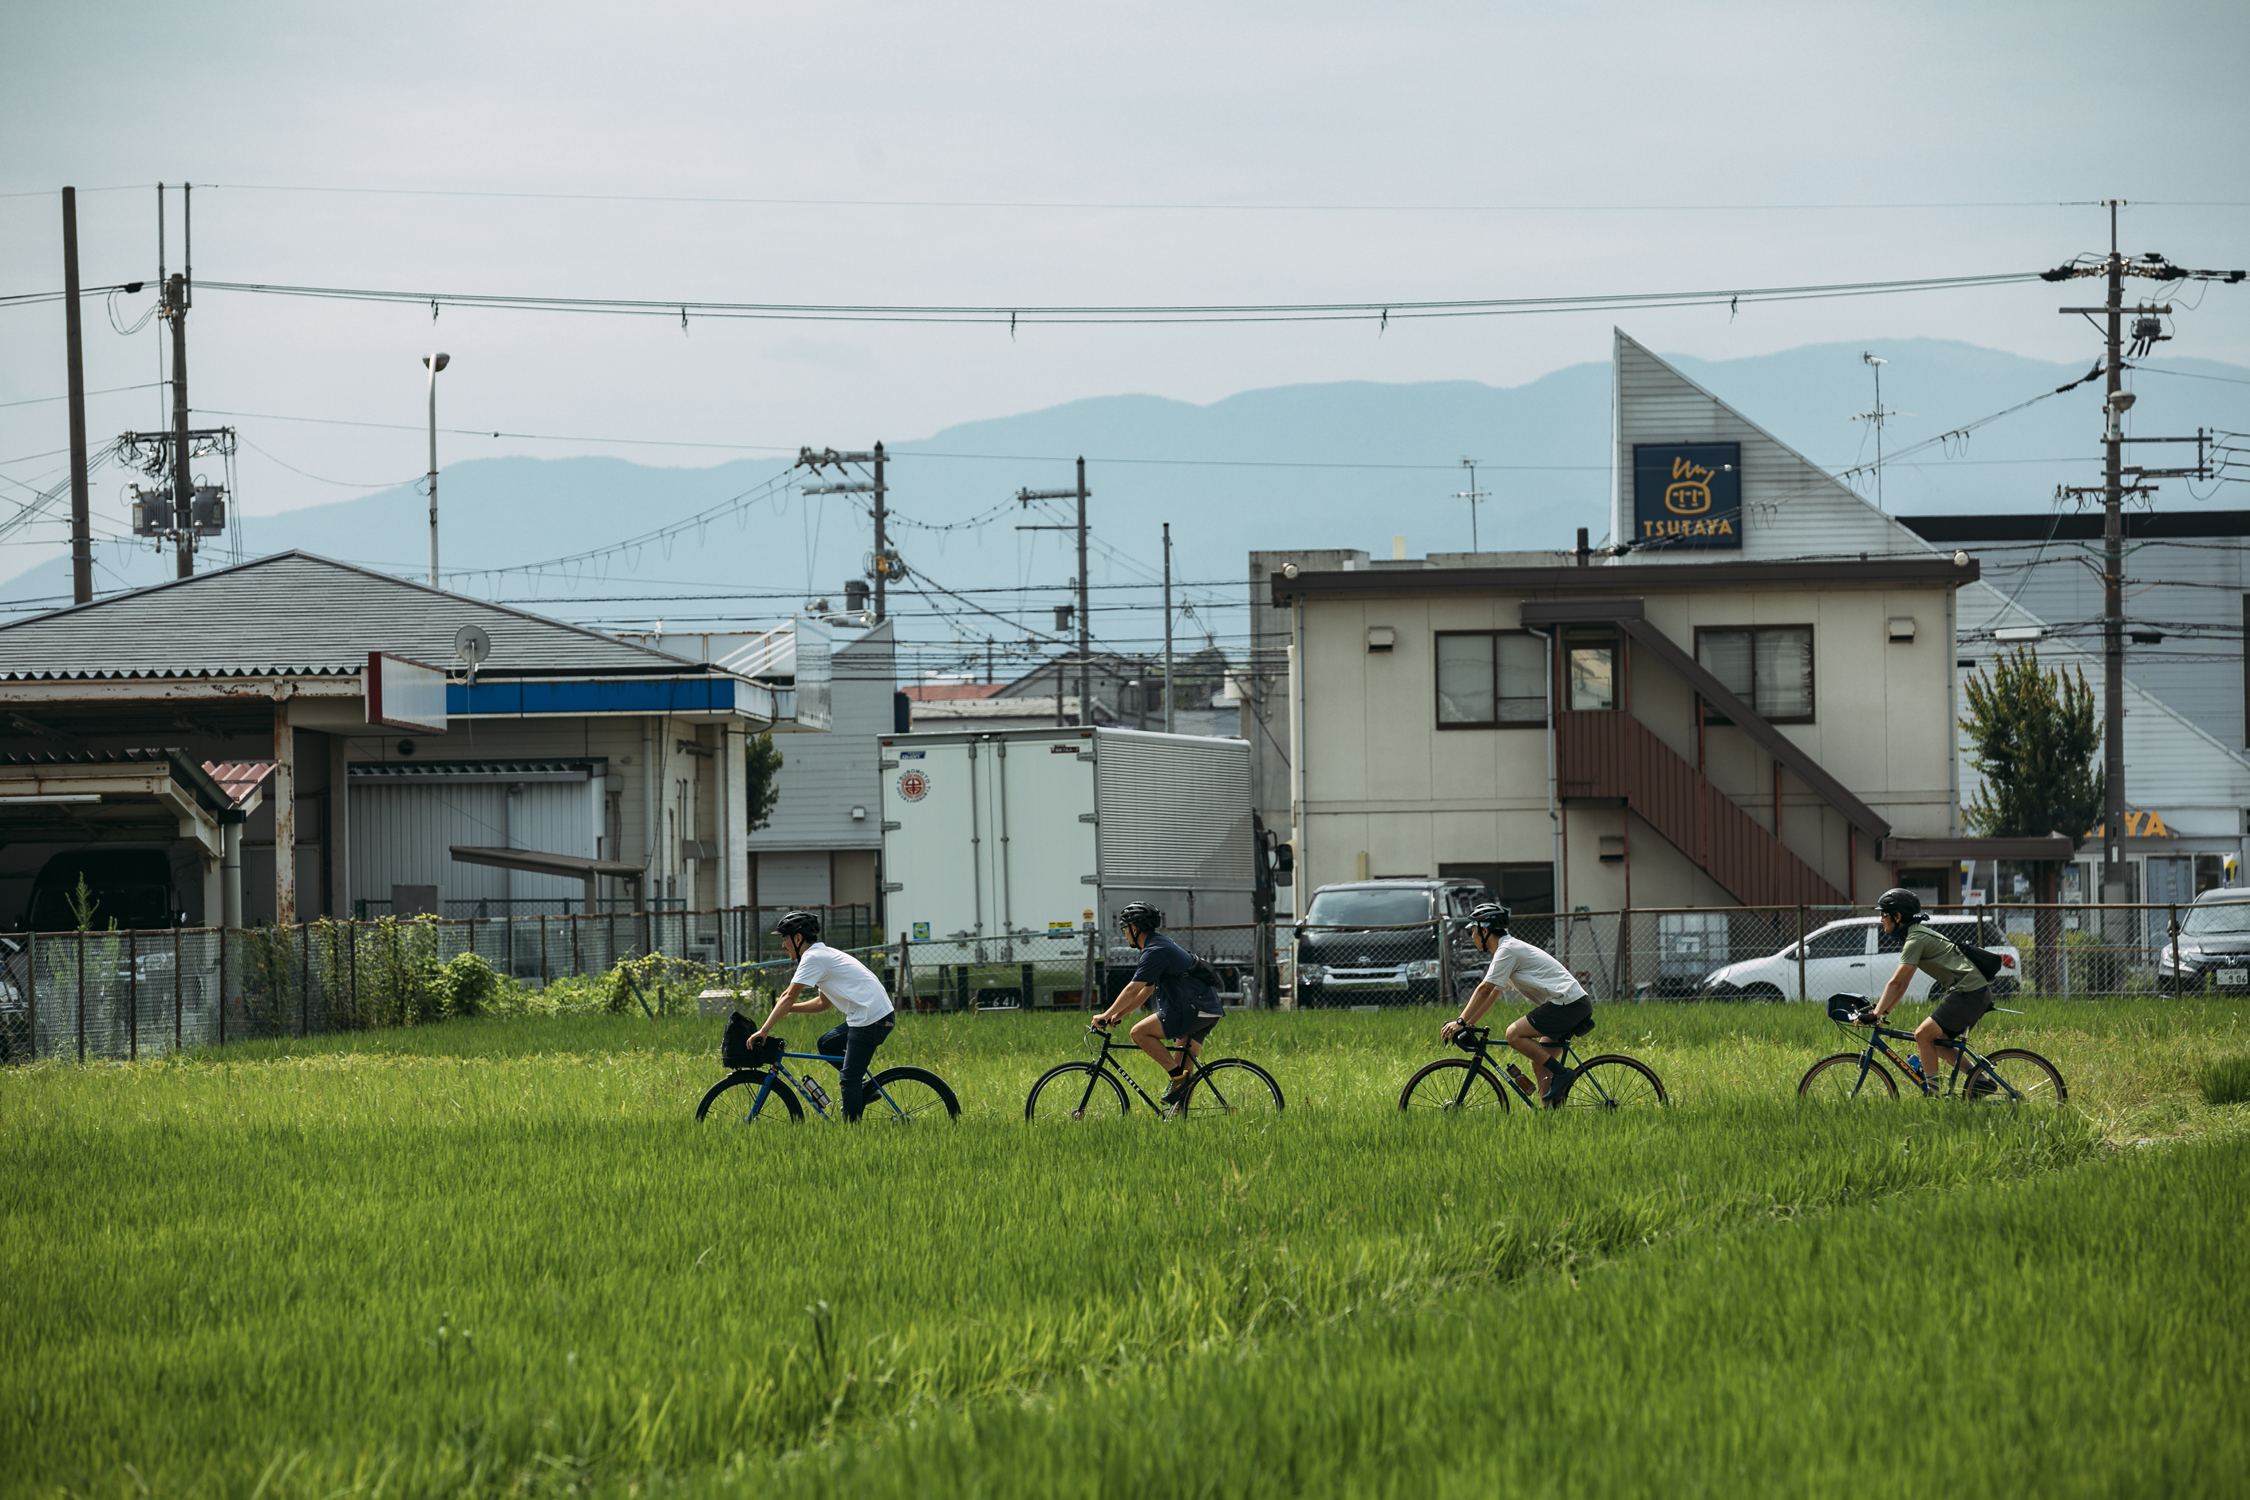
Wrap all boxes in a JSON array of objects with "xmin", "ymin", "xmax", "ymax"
[{"xmin": 6, "ymin": 341, "xmax": 2241, "ymax": 658}]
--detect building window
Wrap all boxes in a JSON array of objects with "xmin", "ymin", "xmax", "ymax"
[
  {"xmin": 1695, "ymin": 626, "xmax": 1814, "ymax": 723},
  {"xmin": 1565, "ymin": 630, "xmax": 1616, "ymax": 711},
  {"xmin": 1434, "ymin": 631, "xmax": 1545, "ymax": 727}
]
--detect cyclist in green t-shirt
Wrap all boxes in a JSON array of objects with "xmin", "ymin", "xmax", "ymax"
[{"xmin": 1861, "ymin": 887, "xmax": 1993, "ymax": 1083}]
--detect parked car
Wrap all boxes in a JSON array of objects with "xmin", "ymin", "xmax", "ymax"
[
  {"xmin": 1293, "ymin": 879, "xmax": 1489, "ymax": 1007},
  {"xmin": 2157, "ymin": 886, "xmax": 2250, "ymax": 995},
  {"xmin": 1703, "ymin": 914, "xmax": 2019, "ymax": 1002},
  {"xmin": 18, "ymin": 850, "xmax": 184, "ymax": 933}
]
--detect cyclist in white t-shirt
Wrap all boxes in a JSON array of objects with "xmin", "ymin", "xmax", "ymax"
[
  {"xmin": 750, "ymin": 911, "xmax": 897, "ymax": 1121},
  {"xmin": 1439, "ymin": 902, "xmax": 1592, "ymax": 1106}
]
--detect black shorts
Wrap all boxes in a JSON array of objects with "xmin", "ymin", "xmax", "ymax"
[
  {"xmin": 1161, "ymin": 1011, "xmax": 1221, "ymax": 1044},
  {"xmin": 1928, "ymin": 986, "xmax": 1993, "ymax": 1039},
  {"xmin": 1522, "ymin": 996, "xmax": 1593, "ymax": 1043}
]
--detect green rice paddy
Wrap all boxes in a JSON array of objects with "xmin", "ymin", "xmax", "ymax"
[{"xmin": 4, "ymin": 1000, "xmax": 2245, "ymax": 1497}]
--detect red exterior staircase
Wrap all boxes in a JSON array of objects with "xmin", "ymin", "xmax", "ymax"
[{"xmin": 1557, "ymin": 710, "xmax": 1846, "ymax": 906}]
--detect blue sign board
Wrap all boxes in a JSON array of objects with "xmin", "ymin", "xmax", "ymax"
[{"xmin": 1632, "ymin": 442, "xmax": 1742, "ymax": 551}]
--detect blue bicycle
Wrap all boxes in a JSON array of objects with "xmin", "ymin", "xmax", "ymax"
[{"xmin": 696, "ymin": 1025, "xmax": 960, "ymax": 1124}]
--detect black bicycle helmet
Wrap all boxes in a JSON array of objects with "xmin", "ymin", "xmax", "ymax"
[
  {"xmin": 1875, "ymin": 888, "xmax": 1923, "ymax": 925},
  {"xmin": 1468, "ymin": 902, "xmax": 1511, "ymax": 934},
  {"xmin": 1116, "ymin": 901, "xmax": 1163, "ymax": 934},
  {"xmin": 774, "ymin": 910, "xmax": 822, "ymax": 940}
]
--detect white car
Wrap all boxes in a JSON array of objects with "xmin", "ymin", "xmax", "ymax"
[{"xmin": 1703, "ymin": 915, "xmax": 2018, "ymax": 1002}]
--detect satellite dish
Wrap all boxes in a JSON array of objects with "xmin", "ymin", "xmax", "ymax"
[{"xmin": 454, "ymin": 625, "xmax": 491, "ymax": 667}]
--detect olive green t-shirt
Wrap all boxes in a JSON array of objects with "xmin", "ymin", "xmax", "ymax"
[{"xmin": 1899, "ymin": 925, "xmax": 1987, "ymax": 993}]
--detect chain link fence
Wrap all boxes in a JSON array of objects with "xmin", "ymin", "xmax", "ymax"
[
  {"xmin": 0, "ymin": 904, "xmax": 874, "ymax": 1064},
  {"xmin": 884, "ymin": 923, "xmax": 1269, "ymax": 1013}
]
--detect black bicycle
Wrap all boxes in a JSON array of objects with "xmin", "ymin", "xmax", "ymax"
[
  {"xmin": 1024, "ymin": 1023, "xmax": 1284, "ymax": 1121},
  {"xmin": 1798, "ymin": 996, "xmax": 2066, "ymax": 1105},
  {"xmin": 697, "ymin": 1033, "xmax": 960, "ymax": 1124},
  {"xmin": 1398, "ymin": 1021, "xmax": 1667, "ymax": 1112}
]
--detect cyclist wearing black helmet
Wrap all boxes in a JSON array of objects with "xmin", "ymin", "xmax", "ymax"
[
  {"xmin": 1091, "ymin": 901, "xmax": 1224, "ymax": 1111},
  {"xmin": 1861, "ymin": 887, "xmax": 1993, "ymax": 1084},
  {"xmin": 1440, "ymin": 902, "xmax": 1591, "ymax": 1106},
  {"xmin": 750, "ymin": 910, "xmax": 896, "ymax": 1121}
]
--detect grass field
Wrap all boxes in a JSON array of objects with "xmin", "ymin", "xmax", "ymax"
[{"xmin": 4, "ymin": 999, "xmax": 2245, "ymax": 1498}]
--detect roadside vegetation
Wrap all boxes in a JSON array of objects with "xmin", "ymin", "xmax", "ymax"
[{"xmin": 3, "ymin": 1001, "xmax": 2242, "ymax": 1497}]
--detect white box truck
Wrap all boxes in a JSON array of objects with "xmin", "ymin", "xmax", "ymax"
[{"xmin": 878, "ymin": 726, "xmax": 1255, "ymax": 1008}]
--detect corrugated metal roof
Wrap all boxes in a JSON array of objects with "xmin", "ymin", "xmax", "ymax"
[
  {"xmin": 0, "ymin": 746, "xmax": 234, "ymax": 815},
  {"xmin": 0, "ymin": 552, "xmax": 706, "ymax": 680}
]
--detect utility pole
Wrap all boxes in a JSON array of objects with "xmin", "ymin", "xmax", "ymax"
[
  {"xmin": 1454, "ymin": 458, "xmax": 1488, "ymax": 551},
  {"xmin": 2043, "ymin": 202, "xmax": 2244, "ymax": 904},
  {"xmin": 424, "ymin": 351, "xmax": 450, "ymax": 586},
  {"xmin": 1016, "ymin": 458, "xmax": 1093, "ymax": 726},
  {"xmin": 796, "ymin": 444, "xmax": 893, "ymax": 620},
  {"xmin": 1161, "ymin": 521, "xmax": 1175, "ymax": 734},
  {"xmin": 165, "ymin": 184, "xmax": 194, "ymax": 578},
  {"xmin": 61, "ymin": 187, "xmax": 92, "ymax": 605}
]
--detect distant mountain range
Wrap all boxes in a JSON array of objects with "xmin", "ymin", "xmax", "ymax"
[{"xmin": 7, "ymin": 340, "xmax": 2242, "ymax": 662}]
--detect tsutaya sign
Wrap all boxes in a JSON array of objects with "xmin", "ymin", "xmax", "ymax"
[{"xmin": 1632, "ymin": 442, "xmax": 1742, "ymax": 550}]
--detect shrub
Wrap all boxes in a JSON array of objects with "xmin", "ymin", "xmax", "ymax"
[
  {"xmin": 431, "ymin": 952, "xmax": 503, "ymax": 1018},
  {"xmin": 2199, "ymin": 1053, "xmax": 2250, "ymax": 1107}
]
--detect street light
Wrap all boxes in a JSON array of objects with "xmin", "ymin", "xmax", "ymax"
[{"xmin": 422, "ymin": 351, "xmax": 451, "ymax": 587}]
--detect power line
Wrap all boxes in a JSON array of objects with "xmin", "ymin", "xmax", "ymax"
[{"xmin": 194, "ymin": 268, "xmax": 2046, "ymax": 327}]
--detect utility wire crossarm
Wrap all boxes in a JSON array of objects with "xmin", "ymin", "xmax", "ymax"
[{"xmin": 796, "ymin": 444, "xmax": 892, "ymax": 619}]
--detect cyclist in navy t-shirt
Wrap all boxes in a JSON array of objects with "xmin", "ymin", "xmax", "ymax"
[{"xmin": 1090, "ymin": 901, "xmax": 1223, "ymax": 1110}]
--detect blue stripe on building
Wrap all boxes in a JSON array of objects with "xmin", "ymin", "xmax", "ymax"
[{"xmin": 446, "ymin": 678, "xmax": 737, "ymax": 716}]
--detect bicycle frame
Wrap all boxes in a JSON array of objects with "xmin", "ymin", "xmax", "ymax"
[
  {"xmin": 1830, "ymin": 1020, "xmax": 2024, "ymax": 1102},
  {"xmin": 729, "ymin": 1049, "xmax": 915, "ymax": 1123},
  {"xmin": 1452, "ymin": 1027, "xmax": 1627, "ymax": 1107},
  {"xmin": 1082, "ymin": 1025, "xmax": 1201, "ymax": 1113}
]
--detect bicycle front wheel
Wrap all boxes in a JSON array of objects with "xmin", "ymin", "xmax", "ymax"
[
  {"xmin": 695, "ymin": 1070, "xmax": 805, "ymax": 1124},
  {"xmin": 1025, "ymin": 1062, "xmax": 1129, "ymax": 1122},
  {"xmin": 1398, "ymin": 1057, "xmax": 1512, "ymax": 1113},
  {"xmin": 1181, "ymin": 1058, "xmax": 1284, "ymax": 1118},
  {"xmin": 1798, "ymin": 1053, "xmax": 1899, "ymax": 1102},
  {"xmin": 868, "ymin": 1066, "xmax": 961, "ymax": 1122},
  {"xmin": 1560, "ymin": 1055, "xmax": 1668, "ymax": 1110},
  {"xmin": 1964, "ymin": 1048, "xmax": 2068, "ymax": 1107}
]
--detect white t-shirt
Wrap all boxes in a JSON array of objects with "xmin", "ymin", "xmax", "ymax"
[
  {"xmin": 1480, "ymin": 936, "xmax": 1588, "ymax": 1006},
  {"xmin": 790, "ymin": 942, "xmax": 895, "ymax": 1027}
]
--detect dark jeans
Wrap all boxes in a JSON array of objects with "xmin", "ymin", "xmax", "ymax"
[{"xmin": 817, "ymin": 1013, "xmax": 896, "ymax": 1121}]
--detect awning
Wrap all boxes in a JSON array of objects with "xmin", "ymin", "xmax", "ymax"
[
  {"xmin": 1880, "ymin": 835, "xmax": 2079, "ymax": 864},
  {"xmin": 448, "ymin": 845, "xmax": 647, "ymax": 910}
]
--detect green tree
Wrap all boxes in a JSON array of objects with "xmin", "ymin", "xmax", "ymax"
[
  {"xmin": 745, "ymin": 733, "xmax": 783, "ymax": 834},
  {"xmin": 1960, "ymin": 647, "xmax": 2102, "ymax": 991}
]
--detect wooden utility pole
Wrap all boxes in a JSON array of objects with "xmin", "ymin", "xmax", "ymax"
[
  {"xmin": 1161, "ymin": 521, "xmax": 1174, "ymax": 734},
  {"xmin": 61, "ymin": 187, "xmax": 92, "ymax": 604},
  {"xmin": 1016, "ymin": 459, "xmax": 1094, "ymax": 725},
  {"xmin": 167, "ymin": 184, "xmax": 194, "ymax": 578},
  {"xmin": 795, "ymin": 444, "xmax": 890, "ymax": 620}
]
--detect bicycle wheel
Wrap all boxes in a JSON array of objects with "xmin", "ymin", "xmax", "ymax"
[
  {"xmin": 1798, "ymin": 1053, "xmax": 1900, "ymax": 1102},
  {"xmin": 867, "ymin": 1065, "xmax": 961, "ymax": 1122},
  {"xmin": 1398, "ymin": 1057, "xmax": 1512, "ymax": 1113},
  {"xmin": 695, "ymin": 1070, "xmax": 805, "ymax": 1124},
  {"xmin": 1558, "ymin": 1055, "xmax": 1668, "ymax": 1110},
  {"xmin": 1181, "ymin": 1058, "xmax": 1284, "ymax": 1118},
  {"xmin": 1963, "ymin": 1049, "xmax": 2068, "ymax": 1107},
  {"xmin": 1024, "ymin": 1062, "xmax": 1130, "ymax": 1121}
]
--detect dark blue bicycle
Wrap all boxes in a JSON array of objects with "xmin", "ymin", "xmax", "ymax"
[
  {"xmin": 696, "ymin": 1025, "xmax": 960, "ymax": 1124},
  {"xmin": 1798, "ymin": 995, "xmax": 2066, "ymax": 1105}
]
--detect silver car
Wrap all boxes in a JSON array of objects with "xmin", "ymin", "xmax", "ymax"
[{"xmin": 2157, "ymin": 887, "xmax": 2250, "ymax": 995}]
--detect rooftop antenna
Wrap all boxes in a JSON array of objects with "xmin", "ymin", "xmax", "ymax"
[
  {"xmin": 1453, "ymin": 457, "xmax": 1489, "ymax": 550},
  {"xmin": 453, "ymin": 623, "xmax": 491, "ymax": 689},
  {"xmin": 1855, "ymin": 353, "xmax": 1893, "ymax": 513}
]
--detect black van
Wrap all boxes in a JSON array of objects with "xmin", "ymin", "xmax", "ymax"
[
  {"xmin": 1293, "ymin": 879, "xmax": 1490, "ymax": 1007},
  {"xmin": 19, "ymin": 850, "xmax": 183, "ymax": 933}
]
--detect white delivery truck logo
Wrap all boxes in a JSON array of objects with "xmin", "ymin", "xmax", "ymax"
[{"xmin": 897, "ymin": 769, "xmax": 931, "ymax": 802}]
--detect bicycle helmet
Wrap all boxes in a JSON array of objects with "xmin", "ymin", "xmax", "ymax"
[
  {"xmin": 1874, "ymin": 888, "xmax": 1924, "ymax": 925},
  {"xmin": 774, "ymin": 910, "xmax": 823, "ymax": 940},
  {"xmin": 1116, "ymin": 901, "xmax": 1163, "ymax": 934},
  {"xmin": 1467, "ymin": 902, "xmax": 1510, "ymax": 935}
]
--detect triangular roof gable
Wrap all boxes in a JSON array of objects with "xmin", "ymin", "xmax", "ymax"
[
  {"xmin": 1610, "ymin": 329, "xmax": 1925, "ymax": 563},
  {"xmin": 0, "ymin": 551, "xmax": 703, "ymax": 679}
]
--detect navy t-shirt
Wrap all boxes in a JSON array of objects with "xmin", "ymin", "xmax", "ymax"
[{"xmin": 1131, "ymin": 932, "xmax": 1221, "ymax": 1021}]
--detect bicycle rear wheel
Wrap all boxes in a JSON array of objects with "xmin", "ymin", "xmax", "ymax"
[
  {"xmin": 867, "ymin": 1066, "xmax": 961, "ymax": 1122},
  {"xmin": 1559, "ymin": 1055, "xmax": 1668, "ymax": 1109},
  {"xmin": 1181, "ymin": 1058, "xmax": 1284, "ymax": 1118},
  {"xmin": 1963, "ymin": 1048, "xmax": 2067, "ymax": 1106},
  {"xmin": 1024, "ymin": 1062, "xmax": 1129, "ymax": 1121},
  {"xmin": 695, "ymin": 1070, "xmax": 805, "ymax": 1124},
  {"xmin": 1398, "ymin": 1057, "xmax": 1512, "ymax": 1113},
  {"xmin": 1798, "ymin": 1053, "xmax": 1900, "ymax": 1102}
]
